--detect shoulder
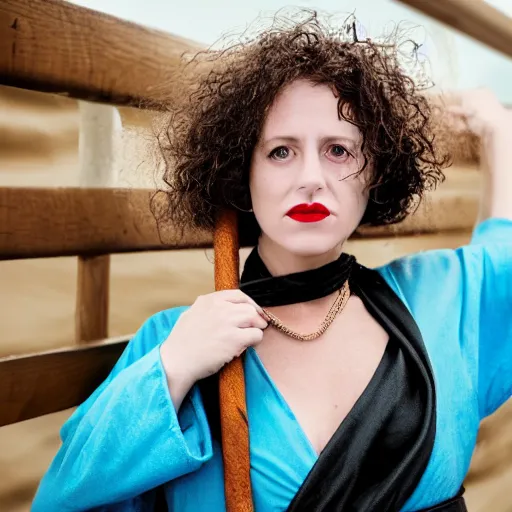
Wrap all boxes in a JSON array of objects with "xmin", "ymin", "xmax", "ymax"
[
  {"xmin": 375, "ymin": 217, "xmax": 512, "ymax": 310},
  {"xmin": 471, "ymin": 216, "xmax": 512, "ymax": 246},
  {"xmin": 375, "ymin": 246, "xmax": 470, "ymax": 317}
]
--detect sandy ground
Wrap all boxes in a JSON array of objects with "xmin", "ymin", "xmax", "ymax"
[{"xmin": 0, "ymin": 85, "xmax": 511, "ymax": 511}]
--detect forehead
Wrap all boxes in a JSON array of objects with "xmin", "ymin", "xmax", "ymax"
[{"xmin": 261, "ymin": 79, "xmax": 360, "ymax": 140}]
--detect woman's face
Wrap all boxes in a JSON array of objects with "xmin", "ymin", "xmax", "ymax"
[{"xmin": 249, "ymin": 79, "xmax": 369, "ymax": 258}]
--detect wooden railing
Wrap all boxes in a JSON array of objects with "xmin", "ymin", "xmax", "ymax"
[
  {"xmin": 0, "ymin": 0, "xmax": 510, "ymax": 428},
  {"xmin": 0, "ymin": 0, "xmax": 203, "ymax": 106},
  {"xmin": 396, "ymin": 0, "xmax": 512, "ymax": 60}
]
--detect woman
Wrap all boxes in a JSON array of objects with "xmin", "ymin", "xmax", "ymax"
[{"xmin": 32, "ymin": 14, "xmax": 511, "ymax": 512}]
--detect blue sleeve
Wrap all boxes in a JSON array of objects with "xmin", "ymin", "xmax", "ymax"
[
  {"xmin": 469, "ymin": 218, "xmax": 512, "ymax": 417},
  {"xmin": 378, "ymin": 218, "xmax": 512, "ymax": 420},
  {"xmin": 32, "ymin": 306, "xmax": 213, "ymax": 512}
]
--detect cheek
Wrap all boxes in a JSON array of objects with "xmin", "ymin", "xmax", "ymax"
[
  {"xmin": 356, "ymin": 184, "xmax": 370, "ymax": 210},
  {"xmin": 334, "ymin": 179, "xmax": 369, "ymax": 218},
  {"xmin": 249, "ymin": 160, "xmax": 283, "ymax": 206},
  {"xmin": 249, "ymin": 165, "xmax": 284, "ymax": 232},
  {"xmin": 248, "ymin": 171, "xmax": 263, "ymax": 210}
]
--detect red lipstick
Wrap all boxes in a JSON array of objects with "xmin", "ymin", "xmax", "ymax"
[{"xmin": 286, "ymin": 203, "xmax": 330, "ymax": 223}]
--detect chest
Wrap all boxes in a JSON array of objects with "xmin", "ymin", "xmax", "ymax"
[{"xmin": 255, "ymin": 296, "xmax": 388, "ymax": 454}]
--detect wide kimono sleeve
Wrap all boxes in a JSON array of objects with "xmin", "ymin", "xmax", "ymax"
[
  {"xmin": 32, "ymin": 306, "xmax": 213, "ymax": 512},
  {"xmin": 378, "ymin": 218, "xmax": 512, "ymax": 421}
]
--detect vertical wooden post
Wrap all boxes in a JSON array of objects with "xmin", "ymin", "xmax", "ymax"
[{"xmin": 75, "ymin": 102, "xmax": 122, "ymax": 343}]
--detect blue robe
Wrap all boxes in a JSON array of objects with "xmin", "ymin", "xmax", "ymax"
[{"xmin": 32, "ymin": 218, "xmax": 512, "ymax": 511}]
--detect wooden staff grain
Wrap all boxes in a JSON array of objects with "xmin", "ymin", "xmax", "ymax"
[{"xmin": 214, "ymin": 209, "xmax": 254, "ymax": 512}]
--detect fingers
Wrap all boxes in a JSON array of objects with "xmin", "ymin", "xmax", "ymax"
[
  {"xmin": 446, "ymin": 105, "xmax": 471, "ymax": 117},
  {"xmin": 230, "ymin": 302, "xmax": 268, "ymax": 329},
  {"xmin": 212, "ymin": 289, "xmax": 264, "ymax": 314},
  {"xmin": 238, "ymin": 327, "xmax": 265, "ymax": 347},
  {"xmin": 445, "ymin": 103, "xmax": 486, "ymax": 137},
  {"xmin": 194, "ymin": 290, "xmax": 268, "ymax": 332},
  {"xmin": 445, "ymin": 105, "xmax": 474, "ymax": 131}
]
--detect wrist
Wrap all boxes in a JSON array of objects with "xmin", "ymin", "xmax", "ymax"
[
  {"xmin": 159, "ymin": 341, "xmax": 196, "ymax": 410},
  {"xmin": 480, "ymin": 129, "xmax": 512, "ymax": 173},
  {"xmin": 477, "ymin": 128, "xmax": 512, "ymax": 222},
  {"xmin": 480, "ymin": 111, "xmax": 512, "ymax": 149}
]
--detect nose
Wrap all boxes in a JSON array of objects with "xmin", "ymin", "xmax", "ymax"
[{"xmin": 297, "ymin": 150, "xmax": 326, "ymax": 196}]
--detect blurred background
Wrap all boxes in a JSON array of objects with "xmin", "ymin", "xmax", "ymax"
[{"xmin": 1, "ymin": 0, "xmax": 511, "ymax": 510}]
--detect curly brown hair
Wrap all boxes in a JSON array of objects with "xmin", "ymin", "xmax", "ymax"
[{"xmin": 155, "ymin": 11, "xmax": 450, "ymax": 245}]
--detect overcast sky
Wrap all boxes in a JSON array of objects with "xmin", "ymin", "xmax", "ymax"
[{"xmin": 71, "ymin": 0, "xmax": 512, "ymax": 103}]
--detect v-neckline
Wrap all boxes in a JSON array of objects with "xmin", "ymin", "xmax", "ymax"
[
  {"xmin": 246, "ymin": 346, "xmax": 319, "ymax": 460},
  {"xmin": 246, "ymin": 338, "xmax": 390, "ymax": 458}
]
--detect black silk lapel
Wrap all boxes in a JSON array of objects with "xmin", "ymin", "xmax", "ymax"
[{"xmin": 286, "ymin": 264, "xmax": 436, "ymax": 512}]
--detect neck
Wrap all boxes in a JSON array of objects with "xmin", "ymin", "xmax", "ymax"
[{"xmin": 257, "ymin": 235, "xmax": 342, "ymax": 277}]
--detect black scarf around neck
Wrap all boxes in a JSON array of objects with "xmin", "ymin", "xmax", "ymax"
[
  {"xmin": 240, "ymin": 248, "xmax": 356, "ymax": 307},
  {"xmin": 240, "ymin": 247, "xmax": 437, "ymax": 512}
]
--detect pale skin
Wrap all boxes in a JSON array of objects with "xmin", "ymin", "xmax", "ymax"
[{"xmin": 161, "ymin": 81, "xmax": 512, "ymax": 454}]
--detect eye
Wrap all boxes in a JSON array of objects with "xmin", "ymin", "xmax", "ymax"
[
  {"xmin": 269, "ymin": 146, "xmax": 291, "ymax": 160},
  {"xmin": 328, "ymin": 144, "xmax": 349, "ymax": 159}
]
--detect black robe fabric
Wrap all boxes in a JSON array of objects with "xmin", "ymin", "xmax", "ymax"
[{"xmin": 285, "ymin": 263, "xmax": 436, "ymax": 511}]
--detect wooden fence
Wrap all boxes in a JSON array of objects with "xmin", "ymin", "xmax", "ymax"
[{"xmin": 0, "ymin": 0, "xmax": 510, "ymax": 430}]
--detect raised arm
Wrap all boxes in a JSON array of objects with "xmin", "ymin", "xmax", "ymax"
[{"xmin": 380, "ymin": 87, "xmax": 512, "ymax": 420}]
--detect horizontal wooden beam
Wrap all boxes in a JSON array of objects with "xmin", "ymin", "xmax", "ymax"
[
  {"xmin": 0, "ymin": 167, "xmax": 480, "ymax": 259},
  {"xmin": 0, "ymin": 0, "xmax": 203, "ymax": 107},
  {"xmin": 357, "ymin": 190, "xmax": 479, "ymax": 237},
  {"xmin": 395, "ymin": 0, "xmax": 512, "ymax": 59},
  {"xmin": 0, "ymin": 187, "xmax": 213, "ymax": 260},
  {"xmin": 0, "ymin": 337, "xmax": 129, "ymax": 426}
]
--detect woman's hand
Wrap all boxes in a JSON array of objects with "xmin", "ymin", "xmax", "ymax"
[
  {"xmin": 160, "ymin": 290, "xmax": 268, "ymax": 410},
  {"xmin": 448, "ymin": 88, "xmax": 511, "ymax": 141},
  {"xmin": 447, "ymin": 88, "xmax": 512, "ymax": 222}
]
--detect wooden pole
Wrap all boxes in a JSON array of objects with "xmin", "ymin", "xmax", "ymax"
[{"xmin": 214, "ymin": 210, "xmax": 253, "ymax": 512}]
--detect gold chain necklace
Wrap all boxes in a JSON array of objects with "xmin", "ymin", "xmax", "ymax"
[{"xmin": 261, "ymin": 281, "xmax": 351, "ymax": 341}]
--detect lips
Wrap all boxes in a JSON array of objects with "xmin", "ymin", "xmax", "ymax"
[{"xmin": 286, "ymin": 203, "xmax": 331, "ymax": 223}]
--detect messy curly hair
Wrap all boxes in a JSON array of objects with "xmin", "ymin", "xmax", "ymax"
[{"xmin": 156, "ymin": 11, "xmax": 450, "ymax": 245}]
